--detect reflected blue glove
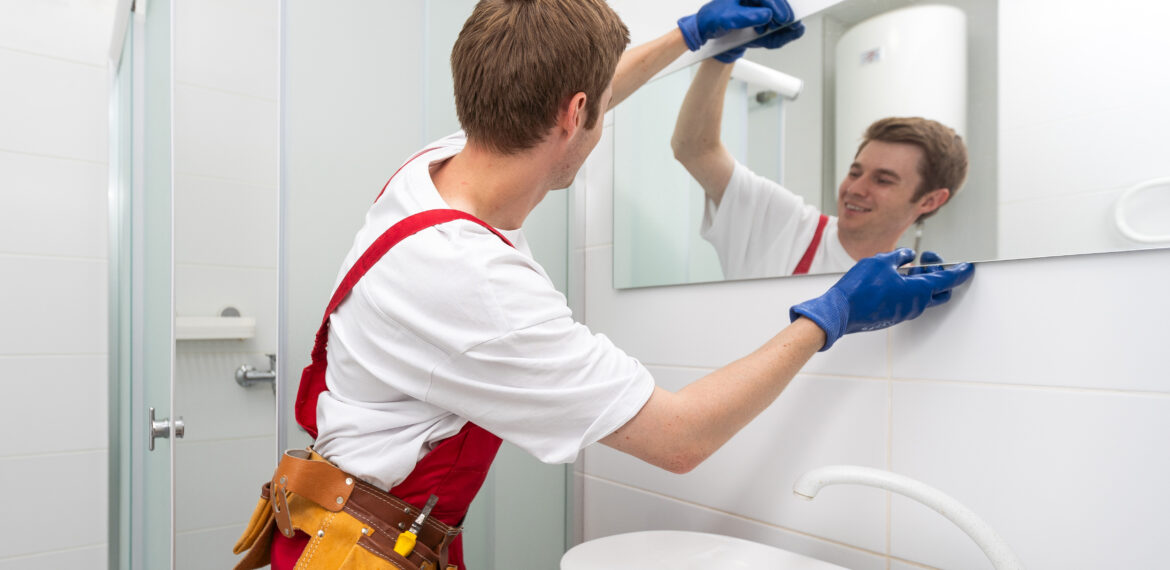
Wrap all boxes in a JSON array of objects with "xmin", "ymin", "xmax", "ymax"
[
  {"xmin": 714, "ymin": 20, "xmax": 805, "ymax": 63},
  {"xmin": 678, "ymin": 0, "xmax": 797, "ymax": 52},
  {"xmin": 790, "ymin": 248, "xmax": 975, "ymax": 351}
]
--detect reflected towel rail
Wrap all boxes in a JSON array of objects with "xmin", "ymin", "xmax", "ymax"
[{"xmin": 1114, "ymin": 176, "xmax": 1170, "ymax": 244}]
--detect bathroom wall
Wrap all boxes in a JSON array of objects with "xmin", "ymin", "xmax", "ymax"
[
  {"xmin": 576, "ymin": 2, "xmax": 1170, "ymax": 569},
  {"xmin": 0, "ymin": 1, "xmax": 117, "ymax": 566},
  {"xmin": 997, "ymin": 0, "xmax": 1170, "ymax": 259},
  {"xmin": 170, "ymin": 1, "xmax": 280, "ymax": 568}
]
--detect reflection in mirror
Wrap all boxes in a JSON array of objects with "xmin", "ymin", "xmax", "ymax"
[{"xmin": 614, "ymin": 0, "xmax": 1170, "ymax": 289}]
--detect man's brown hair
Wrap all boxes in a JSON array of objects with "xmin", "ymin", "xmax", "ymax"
[
  {"xmin": 451, "ymin": 0, "xmax": 630, "ymax": 155},
  {"xmin": 858, "ymin": 117, "xmax": 969, "ymax": 221}
]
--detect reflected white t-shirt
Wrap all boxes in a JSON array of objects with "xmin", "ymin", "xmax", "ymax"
[
  {"xmin": 314, "ymin": 132, "xmax": 655, "ymax": 491},
  {"xmin": 701, "ymin": 161, "xmax": 856, "ymax": 278}
]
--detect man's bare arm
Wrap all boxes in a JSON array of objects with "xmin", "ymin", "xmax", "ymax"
[
  {"xmin": 609, "ymin": 29, "xmax": 690, "ymax": 111},
  {"xmin": 671, "ymin": 58, "xmax": 737, "ymax": 206},
  {"xmin": 601, "ymin": 317, "xmax": 825, "ymax": 473}
]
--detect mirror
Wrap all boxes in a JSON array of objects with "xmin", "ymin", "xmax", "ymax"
[{"xmin": 614, "ymin": 0, "xmax": 1170, "ymax": 289}]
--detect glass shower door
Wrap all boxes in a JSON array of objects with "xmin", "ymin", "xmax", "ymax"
[{"xmin": 108, "ymin": 0, "xmax": 178, "ymax": 567}]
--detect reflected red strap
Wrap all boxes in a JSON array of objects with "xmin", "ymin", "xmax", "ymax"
[
  {"xmin": 793, "ymin": 214, "xmax": 829, "ymax": 276},
  {"xmin": 294, "ymin": 209, "xmax": 514, "ymax": 437}
]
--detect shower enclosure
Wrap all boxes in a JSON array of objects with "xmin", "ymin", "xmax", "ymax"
[{"xmin": 109, "ymin": 1, "xmax": 570, "ymax": 568}]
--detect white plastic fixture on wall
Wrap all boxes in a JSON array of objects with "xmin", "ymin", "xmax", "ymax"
[
  {"xmin": 794, "ymin": 465, "xmax": 1025, "ymax": 570},
  {"xmin": 1114, "ymin": 177, "xmax": 1170, "ymax": 244}
]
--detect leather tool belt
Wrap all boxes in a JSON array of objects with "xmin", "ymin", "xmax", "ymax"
[{"xmin": 233, "ymin": 449, "xmax": 462, "ymax": 570}]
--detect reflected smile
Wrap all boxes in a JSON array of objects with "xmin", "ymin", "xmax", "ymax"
[{"xmin": 843, "ymin": 203, "xmax": 872, "ymax": 213}]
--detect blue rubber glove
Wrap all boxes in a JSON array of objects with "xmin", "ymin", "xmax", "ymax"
[
  {"xmin": 678, "ymin": 0, "xmax": 797, "ymax": 52},
  {"xmin": 790, "ymin": 248, "xmax": 975, "ymax": 351},
  {"xmin": 714, "ymin": 20, "xmax": 805, "ymax": 63}
]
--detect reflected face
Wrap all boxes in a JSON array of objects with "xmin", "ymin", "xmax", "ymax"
[{"xmin": 836, "ymin": 140, "xmax": 931, "ymax": 240}]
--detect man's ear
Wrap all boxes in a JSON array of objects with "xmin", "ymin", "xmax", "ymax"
[
  {"xmin": 917, "ymin": 187, "xmax": 951, "ymax": 215},
  {"xmin": 558, "ymin": 92, "xmax": 589, "ymax": 136}
]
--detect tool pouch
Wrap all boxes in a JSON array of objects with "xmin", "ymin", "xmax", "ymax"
[
  {"xmin": 233, "ymin": 449, "xmax": 461, "ymax": 570},
  {"xmin": 231, "ymin": 483, "xmax": 276, "ymax": 569}
]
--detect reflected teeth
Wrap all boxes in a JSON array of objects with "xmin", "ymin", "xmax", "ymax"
[{"xmin": 845, "ymin": 204, "xmax": 871, "ymax": 213}]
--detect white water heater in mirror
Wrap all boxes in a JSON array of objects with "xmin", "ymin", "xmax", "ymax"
[{"xmin": 834, "ymin": 5, "xmax": 967, "ymax": 181}]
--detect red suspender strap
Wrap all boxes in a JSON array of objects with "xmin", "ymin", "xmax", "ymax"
[
  {"xmin": 793, "ymin": 214, "xmax": 829, "ymax": 276},
  {"xmin": 294, "ymin": 209, "xmax": 515, "ymax": 438}
]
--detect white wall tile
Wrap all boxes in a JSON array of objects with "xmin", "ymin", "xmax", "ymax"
[
  {"xmin": 174, "ymin": 84, "xmax": 277, "ymax": 187},
  {"xmin": 890, "ymin": 381, "xmax": 1170, "ymax": 570},
  {"xmin": 0, "ymin": 546, "xmax": 107, "ymax": 570},
  {"xmin": 0, "ymin": 49, "xmax": 106, "ymax": 162},
  {"xmin": 174, "ymin": 264, "xmax": 279, "ymax": 353},
  {"xmin": 174, "ymin": 350, "xmax": 275, "ymax": 442},
  {"xmin": 175, "ymin": 0, "xmax": 278, "ymax": 100},
  {"xmin": 584, "ymin": 245, "xmax": 888, "ymax": 375},
  {"xmin": 997, "ymin": 187, "xmax": 1149, "ymax": 261},
  {"xmin": 175, "ymin": 437, "xmax": 275, "ymax": 533},
  {"xmin": 582, "ymin": 477, "xmax": 887, "ymax": 570},
  {"xmin": 0, "ymin": 151, "xmax": 107, "ymax": 259},
  {"xmin": 174, "ymin": 174, "xmax": 277, "ymax": 268},
  {"xmin": 998, "ymin": 106, "xmax": 1170, "ymax": 204},
  {"xmin": 0, "ymin": 257, "xmax": 106, "ymax": 355},
  {"xmin": 0, "ymin": 356, "xmax": 106, "ymax": 456},
  {"xmin": 0, "ymin": 451, "xmax": 106, "ymax": 558},
  {"xmin": 177, "ymin": 524, "xmax": 249, "ymax": 570},
  {"xmin": 889, "ymin": 247, "xmax": 1170, "ymax": 392},
  {"xmin": 0, "ymin": 1, "xmax": 118, "ymax": 66},
  {"xmin": 586, "ymin": 372, "xmax": 889, "ymax": 552}
]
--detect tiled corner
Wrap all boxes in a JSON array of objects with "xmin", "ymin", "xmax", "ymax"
[
  {"xmin": 890, "ymin": 381, "xmax": 1170, "ymax": 569},
  {"xmin": 585, "ymin": 371, "xmax": 889, "ymax": 553}
]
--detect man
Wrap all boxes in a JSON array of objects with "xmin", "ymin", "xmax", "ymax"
[
  {"xmin": 233, "ymin": 1, "xmax": 973, "ymax": 569},
  {"xmin": 672, "ymin": 53, "xmax": 969, "ymax": 278}
]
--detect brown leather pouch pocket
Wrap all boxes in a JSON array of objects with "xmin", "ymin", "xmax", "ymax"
[{"xmin": 232, "ymin": 482, "xmax": 276, "ymax": 570}]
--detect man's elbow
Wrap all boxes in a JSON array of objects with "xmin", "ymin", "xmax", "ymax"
[{"xmin": 656, "ymin": 446, "xmax": 712, "ymax": 475}]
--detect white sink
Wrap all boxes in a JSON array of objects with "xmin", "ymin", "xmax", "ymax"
[{"xmin": 561, "ymin": 530, "xmax": 849, "ymax": 569}]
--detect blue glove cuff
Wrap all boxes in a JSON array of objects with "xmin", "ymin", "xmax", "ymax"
[
  {"xmin": 789, "ymin": 288, "xmax": 850, "ymax": 352},
  {"xmin": 677, "ymin": 15, "xmax": 703, "ymax": 51}
]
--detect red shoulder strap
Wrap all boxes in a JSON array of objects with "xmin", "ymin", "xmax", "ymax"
[
  {"xmin": 294, "ymin": 209, "xmax": 514, "ymax": 437},
  {"xmin": 793, "ymin": 214, "xmax": 829, "ymax": 276}
]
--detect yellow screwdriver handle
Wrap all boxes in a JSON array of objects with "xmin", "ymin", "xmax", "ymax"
[{"xmin": 393, "ymin": 530, "xmax": 418, "ymax": 557}]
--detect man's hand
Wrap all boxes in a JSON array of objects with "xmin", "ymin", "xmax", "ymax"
[
  {"xmin": 678, "ymin": 0, "xmax": 798, "ymax": 52},
  {"xmin": 790, "ymin": 248, "xmax": 975, "ymax": 351},
  {"xmin": 714, "ymin": 20, "xmax": 805, "ymax": 63}
]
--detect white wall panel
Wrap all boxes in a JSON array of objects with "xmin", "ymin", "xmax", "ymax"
[{"xmin": 0, "ymin": 152, "xmax": 107, "ymax": 259}]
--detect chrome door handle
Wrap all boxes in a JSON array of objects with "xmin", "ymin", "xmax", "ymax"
[{"xmin": 148, "ymin": 407, "xmax": 185, "ymax": 451}]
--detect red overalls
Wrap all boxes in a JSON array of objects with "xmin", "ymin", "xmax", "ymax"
[{"xmin": 276, "ymin": 185, "xmax": 516, "ymax": 567}]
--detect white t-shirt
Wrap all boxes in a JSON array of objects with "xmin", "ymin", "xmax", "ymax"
[
  {"xmin": 701, "ymin": 161, "xmax": 856, "ymax": 279},
  {"xmin": 314, "ymin": 132, "xmax": 655, "ymax": 491}
]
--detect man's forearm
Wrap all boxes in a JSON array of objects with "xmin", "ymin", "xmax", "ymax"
[
  {"xmin": 672, "ymin": 58, "xmax": 736, "ymax": 203},
  {"xmin": 609, "ymin": 29, "xmax": 690, "ymax": 110}
]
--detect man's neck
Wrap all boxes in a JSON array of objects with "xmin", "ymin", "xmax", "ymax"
[
  {"xmin": 430, "ymin": 141, "xmax": 553, "ymax": 230},
  {"xmin": 838, "ymin": 228, "xmax": 901, "ymax": 261}
]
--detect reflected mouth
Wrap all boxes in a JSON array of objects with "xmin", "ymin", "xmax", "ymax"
[{"xmin": 843, "ymin": 202, "xmax": 872, "ymax": 213}]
